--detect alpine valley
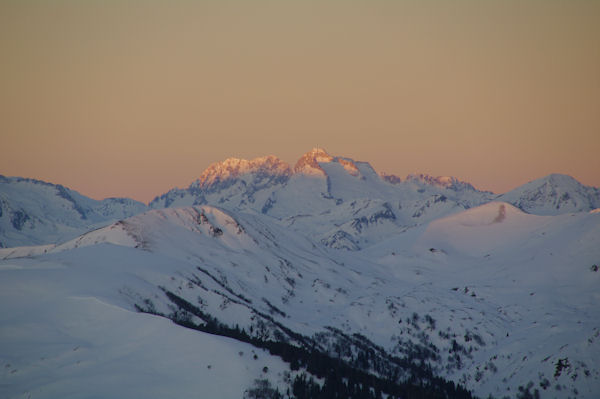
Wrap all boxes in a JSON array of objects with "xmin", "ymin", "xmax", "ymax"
[{"xmin": 1, "ymin": 149, "xmax": 599, "ymax": 399}]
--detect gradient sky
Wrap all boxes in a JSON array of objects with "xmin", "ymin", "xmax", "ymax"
[{"xmin": 1, "ymin": 1, "xmax": 599, "ymax": 203}]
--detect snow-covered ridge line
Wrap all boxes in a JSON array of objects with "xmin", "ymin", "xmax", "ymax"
[
  {"xmin": 148, "ymin": 148, "xmax": 496, "ymax": 215},
  {"xmin": 3, "ymin": 149, "xmax": 599, "ymax": 250},
  {"xmin": 193, "ymin": 155, "xmax": 293, "ymax": 190},
  {"xmin": 151, "ymin": 148, "xmax": 598, "ymax": 212},
  {"xmin": 0, "ymin": 175, "xmax": 148, "ymax": 248},
  {"xmin": 498, "ymin": 173, "xmax": 600, "ymax": 215},
  {"xmin": 167, "ymin": 148, "xmax": 483, "ymax": 191}
]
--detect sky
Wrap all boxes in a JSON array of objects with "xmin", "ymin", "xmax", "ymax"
[{"xmin": 1, "ymin": 1, "xmax": 599, "ymax": 203}]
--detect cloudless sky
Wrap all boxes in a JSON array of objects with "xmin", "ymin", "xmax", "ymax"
[{"xmin": 1, "ymin": 1, "xmax": 599, "ymax": 203}]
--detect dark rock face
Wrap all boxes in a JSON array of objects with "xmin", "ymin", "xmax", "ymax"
[
  {"xmin": 10, "ymin": 210, "xmax": 30, "ymax": 230},
  {"xmin": 56, "ymin": 185, "xmax": 89, "ymax": 220},
  {"xmin": 321, "ymin": 230, "xmax": 360, "ymax": 251}
]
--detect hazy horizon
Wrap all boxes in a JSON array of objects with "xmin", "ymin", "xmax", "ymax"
[{"xmin": 2, "ymin": 1, "xmax": 599, "ymax": 203}]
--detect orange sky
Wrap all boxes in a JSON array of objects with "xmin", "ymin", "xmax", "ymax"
[{"xmin": 1, "ymin": 1, "xmax": 599, "ymax": 203}]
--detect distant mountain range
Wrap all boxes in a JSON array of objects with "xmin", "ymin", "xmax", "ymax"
[{"xmin": 2, "ymin": 148, "xmax": 598, "ymax": 248}]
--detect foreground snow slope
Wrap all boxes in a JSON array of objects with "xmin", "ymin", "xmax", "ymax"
[
  {"xmin": 0, "ymin": 244, "xmax": 291, "ymax": 399},
  {"xmin": 1, "ymin": 203, "xmax": 599, "ymax": 398}
]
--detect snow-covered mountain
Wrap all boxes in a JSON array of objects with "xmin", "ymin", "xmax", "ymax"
[
  {"xmin": 2, "ymin": 149, "xmax": 600, "ymax": 398},
  {"xmin": 0, "ymin": 175, "xmax": 148, "ymax": 248},
  {"xmin": 497, "ymin": 174, "xmax": 600, "ymax": 215},
  {"xmin": 1, "ymin": 202, "xmax": 598, "ymax": 398},
  {"xmin": 149, "ymin": 150, "xmax": 600, "ymax": 253},
  {"xmin": 0, "ymin": 238, "xmax": 294, "ymax": 399},
  {"xmin": 5, "ymin": 150, "xmax": 596, "ymax": 251},
  {"xmin": 150, "ymin": 148, "xmax": 496, "ymax": 251},
  {"xmin": 152, "ymin": 150, "xmax": 600, "ymax": 220}
]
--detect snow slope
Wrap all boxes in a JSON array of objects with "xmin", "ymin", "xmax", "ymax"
[
  {"xmin": 0, "ymin": 244, "xmax": 292, "ymax": 399},
  {"xmin": 416, "ymin": 202, "xmax": 552, "ymax": 256},
  {"xmin": 2, "ymin": 204, "xmax": 599, "ymax": 398}
]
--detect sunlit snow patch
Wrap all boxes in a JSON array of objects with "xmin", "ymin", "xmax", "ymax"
[{"xmin": 416, "ymin": 202, "xmax": 552, "ymax": 257}]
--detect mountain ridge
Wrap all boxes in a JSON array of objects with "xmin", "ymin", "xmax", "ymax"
[
  {"xmin": 151, "ymin": 148, "xmax": 495, "ymax": 205},
  {"xmin": 3, "ymin": 149, "xmax": 599, "ymax": 249},
  {"xmin": 0, "ymin": 174, "xmax": 148, "ymax": 248},
  {"xmin": 150, "ymin": 149, "xmax": 599, "ymax": 216}
]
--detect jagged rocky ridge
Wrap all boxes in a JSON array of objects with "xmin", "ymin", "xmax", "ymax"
[{"xmin": 149, "ymin": 149, "xmax": 494, "ymax": 251}]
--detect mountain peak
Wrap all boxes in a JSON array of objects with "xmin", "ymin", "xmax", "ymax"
[
  {"xmin": 194, "ymin": 155, "xmax": 291, "ymax": 189},
  {"xmin": 506, "ymin": 173, "xmax": 588, "ymax": 194},
  {"xmin": 538, "ymin": 173, "xmax": 580, "ymax": 185},
  {"xmin": 498, "ymin": 173, "xmax": 600, "ymax": 215},
  {"xmin": 307, "ymin": 147, "xmax": 332, "ymax": 158},
  {"xmin": 294, "ymin": 148, "xmax": 334, "ymax": 175}
]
